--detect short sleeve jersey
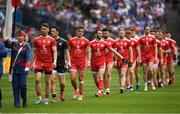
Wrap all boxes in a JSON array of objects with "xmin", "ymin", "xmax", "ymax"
[
  {"xmin": 56, "ymin": 37, "xmax": 68, "ymax": 66},
  {"xmin": 90, "ymin": 39, "xmax": 111, "ymax": 64},
  {"xmin": 165, "ymin": 38, "xmax": 176, "ymax": 56},
  {"xmin": 113, "ymin": 38, "xmax": 132, "ymax": 60},
  {"xmin": 156, "ymin": 39, "xmax": 161, "ymax": 59},
  {"xmin": 138, "ymin": 35, "xmax": 157, "ymax": 57},
  {"xmin": 68, "ymin": 37, "xmax": 89, "ymax": 61},
  {"xmin": 104, "ymin": 38, "xmax": 114, "ymax": 60},
  {"xmin": 33, "ymin": 35, "xmax": 56, "ymax": 63},
  {"xmin": 130, "ymin": 38, "xmax": 139, "ymax": 61}
]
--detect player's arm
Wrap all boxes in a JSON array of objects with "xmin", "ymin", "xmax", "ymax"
[
  {"xmin": 172, "ymin": 44, "xmax": 178, "ymax": 56},
  {"xmin": 136, "ymin": 46, "xmax": 141, "ymax": 63},
  {"xmin": 65, "ymin": 49, "xmax": 71, "ymax": 65},
  {"xmin": 108, "ymin": 47, "xmax": 128, "ymax": 64},
  {"xmin": 129, "ymin": 46, "xmax": 133, "ymax": 63},
  {"xmin": 154, "ymin": 44, "xmax": 158, "ymax": 61},
  {"xmin": 86, "ymin": 46, "xmax": 91, "ymax": 66},
  {"xmin": 159, "ymin": 46, "xmax": 163, "ymax": 65},
  {"xmin": 52, "ymin": 45, "xmax": 57, "ymax": 65}
]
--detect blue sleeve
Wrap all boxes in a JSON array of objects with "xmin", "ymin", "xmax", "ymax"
[
  {"xmin": 26, "ymin": 43, "xmax": 32, "ymax": 63},
  {"xmin": 4, "ymin": 41, "xmax": 13, "ymax": 49},
  {"xmin": 0, "ymin": 42, "xmax": 8, "ymax": 58}
]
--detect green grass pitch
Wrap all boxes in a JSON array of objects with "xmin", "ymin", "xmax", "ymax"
[{"xmin": 0, "ymin": 66, "xmax": 180, "ymax": 113}]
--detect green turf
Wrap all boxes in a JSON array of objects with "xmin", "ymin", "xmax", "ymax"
[{"xmin": 0, "ymin": 66, "xmax": 180, "ymax": 113}]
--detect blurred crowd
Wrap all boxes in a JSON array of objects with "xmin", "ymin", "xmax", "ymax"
[
  {"xmin": 22, "ymin": 0, "xmax": 166, "ymax": 36},
  {"xmin": 0, "ymin": 0, "xmax": 166, "ymax": 38}
]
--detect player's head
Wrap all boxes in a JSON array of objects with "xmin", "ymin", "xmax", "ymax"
[
  {"xmin": 130, "ymin": 28, "xmax": 136, "ymax": 38},
  {"xmin": 102, "ymin": 28, "xmax": 108, "ymax": 39},
  {"xmin": 51, "ymin": 26, "xmax": 60, "ymax": 38},
  {"xmin": 165, "ymin": 31, "xmax": 171, "ymax": 38},
  {"xmin": 156, "ymin": 30, "xmax": 163, "ymax": 40},
  {"xmin": 144, "ymin": 25, "xmax": 151, "ymax": 35},
  {"xmin": 118, "ymin": 28, "xmax": 125, "ymax": 39},
  {"xmin": 150, "ymin": 29, "xmax": 156, "ymax": 36},
  {"xmin": 95, "ymin": 30, "xmax": 103, "ymax": 40},
  {"xmin": 125, "ymin": 30, "xmax": 132, "ymax": 39},
  {"xmin": 40, "ymin": 23, "xmax": 50, "ymax": 36},
  {"xmin": 76, "ymin": 26, "xmax": 84, "ymax": 38},
  {"xmin": 16, "ymin": 30, "xmax": 26, "ymax": 43}
]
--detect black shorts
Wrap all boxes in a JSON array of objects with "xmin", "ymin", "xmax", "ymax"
[{"xmin": 54, "ymin": 65, "xmax": 66, "ymax": 73}]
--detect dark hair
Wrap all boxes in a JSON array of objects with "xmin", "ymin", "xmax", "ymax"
[
  {"xmin": 95, "ymin": 29, "xmax": 102, "ymax": 34},
  {"xmin": 41, "ymin": 23, "xmax": 49, "ymax": 28},
  {"xmin": 51, "ymin": 25, "xmax": 60, "ymax": 32},
  {"xmin": 76, "ymin": 26, "xmax": 84, "ymax": 30},
  {"xmin": 118, "ymin": 28, "xmax": 125, "ymax": 31},
  {"xmin": 144, "ymin": 24, "xmax": 150, "ymax": 30},
  {"xmin": 102, "ymin": 28, "xmax": 108, "ymax": 31}
]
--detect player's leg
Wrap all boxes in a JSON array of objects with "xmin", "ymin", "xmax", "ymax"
[
  {"xmin": 153, "ymin": 63, "xmax": 159, "ymax": 87},
  {"xmin": 92, "ymin": 63, "xmax": 98, "ymax": 88},
  {"xmin": 71, "ymin": 70, "xmax": 78, "ymax": 99},
  {"xmin": 95, "ymin": 67, "xmax": 105, "ymax": 97},
  {"xmin": 142, "ymin": 63, "xmax": 148, "ymax": 91},
  {"xmin": 58, "ymin": 73, "xmax": 65, "ymax": 101},
  {"xmin": 135, "ymin": 63, "xmax": 140, "ymax": 90},
  {"xmin": 77, "ymin": 70, "xmax": 85, "ymax": 100},
  {"xmin": 126, "ymin": 67, "xmax": 131, "ymax": 90},
  {"xmin": 51, "ymin": 70, "xmax": 57, "ymax": 103},
  {"xmin": 34, "ymin": 70, "xmax": 43, "ymax": 104},
  {"xmin": 93, "ymin": 72, "xmax": 98, "ymax": 88},
  {"xmin": 161, "ymin": 64, "xmax": 167, "ymax": 86},
  {"xmin": 148, "ymin": 61, "xmax": 156, "ymax": 90},
  {"xmin": 129, "ymin": 62, "xmax": 136, "ymax": 91},
  {"xmin": 168, "ymin": 62, "xmax": 175, "ymax": 84},
  {"xmin": 44, "ymin": 71, "xmax": 51, "ymax": 105},
  {"xmin": 104, "ymin": 62, "xmax": 113, "ymax": 94},
  {"xmin": 70, "ymin": 63, "xmax": 78, "ymax": 99},
  {"xmin": 120, "ymin": 67, "xmax": 128, "ymax": 93},
  {"xmin": 103, "ymin": 64, "xmax": 107, "ymax": 92}
]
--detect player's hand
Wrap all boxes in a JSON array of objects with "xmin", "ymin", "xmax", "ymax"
[
  {"xmin": 122, "ymin": 58, "xmax": 128, "ymax": 64},
  {"xmin": 53, "ymin": 62, "xmax": 56, "ymax": 68},
  {"xmin": 154, "ymin": 57, "xmax": 158, "ymax": 63},
  {"xmin": 87, "ymin": 61, "xmax": 91, "ymax": 68},
  {"xmin": 30, "ymin": 63, "xmax": 34, "ymax": 72},
  {"xmin": 65, "ymin": 65, "xmax": 71, "ymax": 73},
  {"xmin": 113, "ymin": 61, "xmax": 117, "ymax": 68},
  {"xmin": 136, "ymin": 57, "xmax": 141, "ymax": 64},
  {"xmin": 173, "ymin": 55, "xmax": 177, "ymax": 61},
  {"xmin": 128, "ymin": 62, "xmax": 133, "ymax": 68},
  {"xmin": 24, "ymin": 67, "xmax": 30, "ymax": 71}
]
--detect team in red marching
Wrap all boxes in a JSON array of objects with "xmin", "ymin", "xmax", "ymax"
[{"xmin": 7, "ymin": 23, "xmax": 177, "ymax": 106}]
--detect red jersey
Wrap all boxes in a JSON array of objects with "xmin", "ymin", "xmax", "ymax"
[
  {"xmin": 33, "ymin": 35, "xmax": 56, "ymax": 63},
  {"xmin": 156, "ymin": 39, "xmax": 161, "ymax": 60},
  {"xmin": 90, "ymin": 39, "xmax": 111, "ymax": 64},
  {"xmin": 139, "ymin": 35, "xmax": 157, "ymax": 57},
  {"xmin": 69, "ymin": 37, "xmax": 89, "ymax": 62},
  {"xmin": 130, "ymin": 38, "xmax": 139, "ymax": 62},
  {"xmin": 160, "ymin": 39, "xmax": 169, "ymax": 57},
  {"xmin": 113, "ymin": 38, "xmax": 132, "ymax": 61},
  {"xmin": 104, "ymin": 38, "xmax": 114, "ymax": 62},
  {"xmin": 165, "ymin": 38, "xmax": 176, "ymax": 56}
]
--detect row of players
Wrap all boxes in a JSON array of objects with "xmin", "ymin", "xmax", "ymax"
[
  {"xmin": 34, "ymin": 23, "xmax": 177, "ymax": 104},
  {"xmin": 4, "ymin": 23, "xmax": 177, "ymax": 107},
  {"xmin": 36, "ymin": 23, "xmax": 177, "ymax": 104}
]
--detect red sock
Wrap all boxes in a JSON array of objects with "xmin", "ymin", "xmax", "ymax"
[{"xmin": 98, "ymin": 80, "xmax": 104, "ymax": 90}]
